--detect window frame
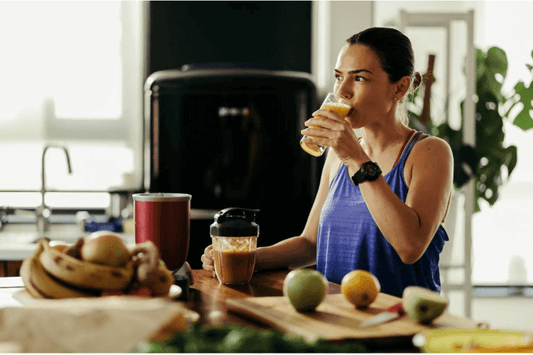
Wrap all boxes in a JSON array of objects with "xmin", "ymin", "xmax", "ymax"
[{"xmin": 0, "ymin": 1, "xmax": 147, "ymax": 198}]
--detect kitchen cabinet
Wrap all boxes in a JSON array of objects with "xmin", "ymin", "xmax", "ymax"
[{"xmin": 0, "ymin": 261, "xmax": 21, "ymax": 277}]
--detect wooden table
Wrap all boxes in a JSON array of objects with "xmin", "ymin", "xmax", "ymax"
[
  {"xmin": 0, "ymin": 270, "xmax": 476, "ymax": 352},
  {"xmin": 186, "ymin": 269, "xmax": 341, "ymax": 328},
  {"xmin": 184, "ymin": 269, "xmax": 451, "ymax": 352}
]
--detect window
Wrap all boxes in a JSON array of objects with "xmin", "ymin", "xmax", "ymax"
[
  {"xmin": 471, "ymin": 1, "xmax": 533, "ymax": 285},
  {"xmin": 0, "ymin": 1, "xmax": 145, "ymax": 209}
]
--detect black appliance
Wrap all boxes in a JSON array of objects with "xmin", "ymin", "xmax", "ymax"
[{"xmin": 144, "ymin": 66, "xmax": 320, "ymax": 269}]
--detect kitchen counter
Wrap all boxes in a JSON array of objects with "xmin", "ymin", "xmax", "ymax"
[
  {"xmin": 0, "ymin": 224, "xmax": 135, "ymax": 261},
  {"xmin": 0, "ymin": 208, "xmax": 217, "ymax": 262},
  {"xmin": 0, "ymin": 225, "xmax": 135, "ymax": 276},
  {"xmin": 0, "ymin": 269, "xmax": 479, "ymax": 352}
]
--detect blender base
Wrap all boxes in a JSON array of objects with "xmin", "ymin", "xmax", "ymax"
[{"xmin": 172, "ymin": 262, "xmax": 193, "ymax": 300}]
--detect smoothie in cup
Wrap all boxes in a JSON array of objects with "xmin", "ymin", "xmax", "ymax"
[{"xmin": 210, "ymin": 208, "xmax": 259, "ymax": 285}]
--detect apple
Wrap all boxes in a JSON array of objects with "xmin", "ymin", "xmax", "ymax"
[
  {"xmin": 402, "ymin": 286, "xmax": 449, "ymax": 324},
  {"xmin": 283, "ymin": 269, "xmax": 328, "ymax": 312},
  {"xmin": 81, "ymin": 231, "xmax": 130, "ymax": 267}
]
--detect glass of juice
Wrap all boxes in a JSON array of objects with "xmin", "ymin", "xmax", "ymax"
[
  {"xmin": 210, "ymin": 208, "xmax": 259, "ymax": 285},
  {"xmin": 300, "ymin": 92, "xmax": 352, "ymax": 157},
  {"xmin": 212, "ymin": 235, "xmax": 257, "ymax": 285}
]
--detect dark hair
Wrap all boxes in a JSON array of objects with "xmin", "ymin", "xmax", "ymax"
[{"xmin": 346, "ymin": 27, "xmax": 421, "ymax": 91}]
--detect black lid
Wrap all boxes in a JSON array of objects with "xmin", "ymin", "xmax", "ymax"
[{"xmin": 210, "ymin": 207, "xmax": 259, "ymax": 237}]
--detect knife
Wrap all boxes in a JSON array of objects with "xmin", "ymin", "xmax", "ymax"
[{"xmin": 358, "ymin": 302, "xmax": 405, "ymax": 328}]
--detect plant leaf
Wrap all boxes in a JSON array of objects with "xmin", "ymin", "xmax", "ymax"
[
  {"xmin": 511, "ymin": 81, "xmax": 533, "ymax": 130},
  {"xmin": 485, "ymin": 46, "xmax": 508, "ymax": 78},
  {"xmin": 504, "ymin": 145, "xmax": 518, "ymax": 177}
]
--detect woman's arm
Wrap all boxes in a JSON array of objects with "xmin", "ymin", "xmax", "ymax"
[
  {"xmin": 352, "ymin": 136, "xmax": 453, "ymax": 264},
  {"xmin": 201, "ymin": 148, "xmax": 340, "ymax": 272}
]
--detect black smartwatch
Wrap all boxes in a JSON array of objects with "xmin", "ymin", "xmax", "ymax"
[{"xmin": 351, "ymin": 161, "xmax": 382, "ymax": 186}]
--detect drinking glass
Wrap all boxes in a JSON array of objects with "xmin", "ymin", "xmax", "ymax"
[
  {"xmin": 300, "ymin": 93, "xmax": 351, "ymax": 157},
  {"xmin": 212, "ymin": 235, "xmax": 257, "ymax": 285}
]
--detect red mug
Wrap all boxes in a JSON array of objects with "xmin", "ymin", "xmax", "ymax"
[{"xmin": 132, "ymin": 193, "xmax": 192, "ymax": 271}]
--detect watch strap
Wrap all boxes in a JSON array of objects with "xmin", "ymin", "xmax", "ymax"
[{"xmin": 351, "ymin": 161, "xmax": 381, "ymax": 186}]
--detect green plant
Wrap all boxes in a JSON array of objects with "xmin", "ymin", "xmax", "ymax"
[
  {"xmin": 135, "ymin": 324, "xmax": 368, "ymax": 353},
  {"xmin": 409, "ymin": 47, "xmax": 533, "ymax": 213}
]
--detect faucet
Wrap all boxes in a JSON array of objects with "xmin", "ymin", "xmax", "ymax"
[{"xmin": 35, "ymin": 145, "xmax": 73, "ymax": 235}]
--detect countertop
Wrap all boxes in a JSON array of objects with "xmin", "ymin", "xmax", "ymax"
[
  {"xmin": 0, "ymin": 224, "xmax": 134, "ymax": 261},
  {"xmin": 0, "ymin": 270, "xmax": 481, "ymax": 352}
]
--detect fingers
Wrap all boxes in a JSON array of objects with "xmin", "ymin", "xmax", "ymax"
[
  {"xmin": 304, "ymin": 110, "xmax": 349, "ymax": 132},
  {"xmin": 312, "ymin": 108, "xmax": 348, "ymax": 123},
  {"xmin": 302, "ymin": 115, "xmax": 360, "ymax": 158},
  {"xmin": 201, "ymin": 245, "xmax": 214, "ymax": 271}
]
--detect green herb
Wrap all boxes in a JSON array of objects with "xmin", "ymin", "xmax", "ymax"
[{"xmin": 134, "ymin": 324, "xmax": 367, "ymax": 353}]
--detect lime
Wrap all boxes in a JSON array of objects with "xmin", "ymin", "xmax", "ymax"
[{"xmin": 283, "ymin": 269, "xmax": 328, "ymax": 312}]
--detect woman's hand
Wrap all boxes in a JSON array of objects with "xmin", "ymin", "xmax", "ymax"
[
  {"xmin": 301, "ymin": 108, "xmax": 363, "ymax": 166},
  {"xmin": 201, "ymin": 245, "xmax": 215, "ymax": 272}
]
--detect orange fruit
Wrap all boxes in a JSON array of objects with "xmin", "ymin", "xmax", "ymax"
[{"xmin": 341, "ymin": 270, "xmax": 381, "ymax": 308}]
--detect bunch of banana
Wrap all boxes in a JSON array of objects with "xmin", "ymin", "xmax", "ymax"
[
  {"xmin": 39, "ymin": 239, "xmax": 134, "ymax": 291},
  {"xmin": 20, "ymin": 240, "xmax": 102, "ymax": 299},
  {"xmin": 21, "ymin": 235, "xmax": 174, "ymax": 299}
]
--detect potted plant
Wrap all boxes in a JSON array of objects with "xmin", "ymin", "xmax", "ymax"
[{"xmin": 409, "ymin": 47, "xmax": 533, "ymax": 213}]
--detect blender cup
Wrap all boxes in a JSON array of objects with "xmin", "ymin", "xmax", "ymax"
[{"xmin": 210, "ymin": 208, "xmax": 259, "ymax": 285}]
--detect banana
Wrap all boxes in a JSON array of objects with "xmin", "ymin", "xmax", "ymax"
[
  {"xmin": 20, "ymin": 247, "xmax": 46, "ymax": 299},
  {"xmin": 21, "ymin": 241, "xmax": 97, "ymax": 299},
  {"xmin": 39, "ymin": 238, "xmax": 134, "ymax": 290}
]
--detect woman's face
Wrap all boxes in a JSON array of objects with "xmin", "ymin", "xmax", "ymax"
[{"xmin": 333, "ymin": 43, "xmax": 398, "ymax": 129}]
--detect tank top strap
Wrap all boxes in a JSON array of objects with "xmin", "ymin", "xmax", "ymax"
[{"xmin": 397, "ymin": 131, "xmax": 429, "ymax": 167}]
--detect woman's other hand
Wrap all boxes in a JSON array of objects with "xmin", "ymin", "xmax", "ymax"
[{"xmin": 201, "ymin": 245, "xmax": 215, "ymax": 273}]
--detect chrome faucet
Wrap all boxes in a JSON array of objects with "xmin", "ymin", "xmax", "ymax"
[{"xmin": 35, "ymin": 145, "xmax": 72, "ymax": 235}]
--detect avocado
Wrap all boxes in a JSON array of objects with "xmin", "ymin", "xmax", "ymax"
[{"xmin": 402, "ymin": 286, "xmax": 449, "ymax": 324}]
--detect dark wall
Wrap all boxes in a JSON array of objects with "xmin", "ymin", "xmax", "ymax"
[
  {"xmin": 148, "ymin": 1, "xmax": 312, "ymax": 74},
  {"xmin": 146, "ymin": 1, "xmax": 316, "ymax": 269}
]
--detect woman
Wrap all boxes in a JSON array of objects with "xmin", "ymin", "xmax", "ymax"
[{"xmin": 201, "ymin": 27, "xmax": 453, "ymax": 297}]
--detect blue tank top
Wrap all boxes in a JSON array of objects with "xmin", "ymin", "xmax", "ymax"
[{"xmin": 316, "ymin": 131, "xmax": 448, "ymax": 297}]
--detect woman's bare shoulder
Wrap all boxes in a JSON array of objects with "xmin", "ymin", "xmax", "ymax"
[
  {"xmin": 404, "ymin": 134, "xmax": 453, "ymax": 183},
  {"xmin": 411, "ymin": 135, "xmax": 453, "ymax": 159}
]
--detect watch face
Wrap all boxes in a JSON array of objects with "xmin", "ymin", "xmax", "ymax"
[
  {"xmin": 352, "ymin": 162, "xmax": 381, "ymax": 185},
  {"xmin": 363, "ymin": 162, "xmax": 381, "ymax": 177}
]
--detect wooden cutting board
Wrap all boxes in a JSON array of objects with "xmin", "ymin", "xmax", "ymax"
[{"xmin": 226, "ymin": 293, "xmax": 478, "ymax": 341}]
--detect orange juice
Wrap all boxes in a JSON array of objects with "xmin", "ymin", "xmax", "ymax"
[
  {"xmin": 300, "ymin": 101, "xmax": 351, "ymax": 156},
  {"xmin": 321, "ymin": 102, "xmax": 352, "ymax": 117}
]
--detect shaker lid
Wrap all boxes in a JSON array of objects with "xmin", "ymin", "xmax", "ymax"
[{"xmin": 210, "ymin": 207, "xmax": 259, "ymax": 237}]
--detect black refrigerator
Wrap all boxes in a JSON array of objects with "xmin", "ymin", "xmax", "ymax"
[{"xmin": 144, "ymin": 66, "xmax": 321, "ymax": 268}]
